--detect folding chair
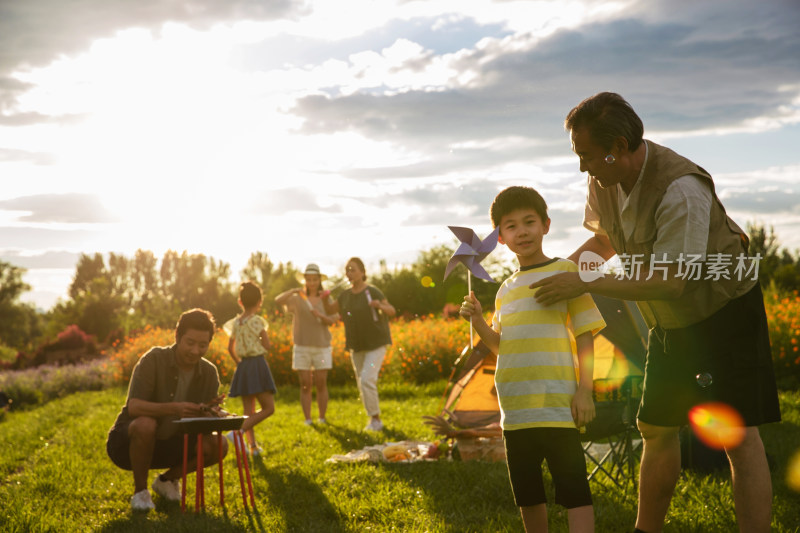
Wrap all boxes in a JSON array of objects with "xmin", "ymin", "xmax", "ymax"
[{"xmin": 581, "ymin": 375, "xmax": 643, "ymax": 494}]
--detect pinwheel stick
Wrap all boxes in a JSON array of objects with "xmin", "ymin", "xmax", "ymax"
[{"xmin": 467, "ymin": 271, "xmax": 474, "ymax": 348}]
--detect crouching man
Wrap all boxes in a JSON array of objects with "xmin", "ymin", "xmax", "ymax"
[{"xmin": 106, "ymin": 308, "xmax": 228, "ymax": 511}]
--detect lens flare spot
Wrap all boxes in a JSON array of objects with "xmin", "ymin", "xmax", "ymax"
[
  {"xmin": 787, "ymin": 449, "xmax": 800, "ymax": 492},
  {"xmin": 688, "ymin": 402, "xmax": 745, "ymax": 450},
  {"xmin": 594, "ymin": 379, "xmax": 622, "ymax": 393},
  {"xmin": 593, "ymin": 377, "xmax": 624, "ymax": 402},
  {"xmin": 607, "ymin": 356, "xmax": 630, "ymax": 380},
  {"xmin": 421, "ymin": 276, "xmax": 435, "ymax": 288}
]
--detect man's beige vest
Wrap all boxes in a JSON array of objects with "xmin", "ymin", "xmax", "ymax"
[{"xmin": 589, "ymin": 140, "xmax": 756, "ymax": 329}]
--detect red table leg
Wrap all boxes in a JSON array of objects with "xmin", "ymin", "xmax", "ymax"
[
  {"xmin": 181, "ymin": 433, "xmax": 188, "ymax": 513},
  {"xmin": 218, "ymin": 432, "xmax": 224, "ymax": 507},
  {"xmin": 196, "ymin": 433, "xmax": 204, "ymax": 512},
  {"xmin": 178, "ymin": 422, "xmax": 254, "ymax": 513},
  {"xmin": 232, "ymin": 430, "xmax": 247, "ymax": 508},
  {"xmin": 201, "ymin": 440, "xmax": 205, "ymax": 510},
  {"xmin": 241, "ymin": 440, "xmax": 255, "ymax": 508}
]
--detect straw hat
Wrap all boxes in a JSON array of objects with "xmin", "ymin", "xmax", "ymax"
[{"xmin": 295, "ymin": 263, "xmax": 328, "ymax": 284}]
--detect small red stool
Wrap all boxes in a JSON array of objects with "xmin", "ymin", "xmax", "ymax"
[{"xmin": 174, "ymin": 417, "xmax": 255, "ymax": 512}]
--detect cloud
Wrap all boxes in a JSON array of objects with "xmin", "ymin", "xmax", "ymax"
[
  {"xmin": 387, "ymin": 181, "xmax": 500, "ymax": 226},
  {"xmin": 358, "ymin": 177, "xmax": 584, "ymax": 233},
  {"xmin": 0, "ymin": 250, "xmax": 81, "ymax": 269},
  {"xmin": 0, "ymin": 226, "xmax": 97, "ymax": 249},
  {"xmin": 339, "ymin": 137, "xmax": 567, "ymax": 181},
  {"xmin": 292, "ymin": 85, "xmax": 564, "ymax": 149},
  {"xmin": 290, "ymin": 1, "xmax": 800, "ymax": 154},
  {"xmin": 0, "ymin": 193, "xmax": 118, "ymax": 223},
  {"xmin": 249, "ymin": 187, "xmax": 343, "ymax": 214},
  {"xmin": 718, "ymin": 187, "xmax": 800, "ymax": 215},
  {"xmin": 709, "ymin": 165, "xmax": 800, "ymax": 221},
  {"xmin": 0, "ymin": 0, "xmax": 305, "ymax": 124},
  {"xmin": 1, "ymin": 0, "xmax": 303, "ymax": 70},
  {"xmin": 0, "ymin": 147, "xmax": 56, "ymax": 165},
  {"xmin": 626, "ymin": 0, "xmax": 799, "ymax": 42},
  {"xmin": 235, "ymin": 14, "xmax": 511, "ymax": 71}
]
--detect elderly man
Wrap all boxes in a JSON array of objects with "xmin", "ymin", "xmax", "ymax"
[
  {"xmin": 531, "ymin": 92, "xmax": 781, "ymax": 533},
  {"xmin": 106, "ymin": 308, "xmax": 227, "ymax": 511}
]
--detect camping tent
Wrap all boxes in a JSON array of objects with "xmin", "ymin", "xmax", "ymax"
[{"xmin": 441, "ymin": 294, "xmax": 648, "ymax": 429}]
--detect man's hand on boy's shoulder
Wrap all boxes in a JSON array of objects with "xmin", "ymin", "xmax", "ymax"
[
  {"xmin": 571, "ymin": 386, "xmax": 596, "ymax": 427},
  {"xmin": 530, "ymin": 272, "xmax": 586, "ymax": 306}
]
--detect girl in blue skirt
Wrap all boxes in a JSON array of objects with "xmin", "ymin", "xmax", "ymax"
[{"xmin": 227, "ymin": 281, "xmax": 276, "ymax": 455}]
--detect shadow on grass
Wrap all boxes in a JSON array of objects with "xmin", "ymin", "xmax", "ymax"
[
  {"xmin": 96, "ymin": 502, "xmax": 247, "ymax": 533},
  {"xmin": 369, "ymin": 457, "xmax": 641, "ymax": 531},
  {"xmin": 312, "ymin": 420, "xmax": 370, "ymax": 450},
  {"xmin": 381, "ymin": 425, "xmax": 413, "ymax": 443},
  {"xmin": 311, "ymin": 420, "xmax": 412, "ymax": 451},
  {"xmin": 590, "ymin": 487, "xmax": 639, "ymax": 531},
  {"xmin": 373, "ymin": 459, "xmax": 518, "ymax": 529},
  {"xmin": 249, "ymin": 459, "xmax": 346, "ymax": 533}
]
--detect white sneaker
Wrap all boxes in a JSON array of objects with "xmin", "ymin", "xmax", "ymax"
[
  {"xmin": 365, "ymin": 419, "xmax": 384, "ymax": 432},
  {"xmin": 249, "ymin": 444, "xmax": 264, "ymax": 457},
  {"xmin": 304, "ymin": 419, "xmax": 313, "ymax": 426},
  {"xmin": 152, "ymin": 475, "xmax": 181, "ymax": 501},
  {"xmin": 317, "ymin": 418, "xmax": 327, "ymax": 425},
  {"xmin": 131, "ymin": 489, "xmax": 155, "ymax": 511}
]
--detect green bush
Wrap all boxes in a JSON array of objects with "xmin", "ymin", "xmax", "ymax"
[{"xmin": 0, "ymin": 343, "xmax": 17, "ymax": 368}]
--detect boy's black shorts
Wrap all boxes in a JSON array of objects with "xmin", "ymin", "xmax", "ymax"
[
  {"xmin": 503, "ymin": 427, "xmax": 592, "ymax": 509},
  {"xmin": 106, "ymin": 424, "xmax": 196, "ymax": 470},
  {"xmin": 638, "ymin": 283, "xmax": 781, "ymax": 428}
]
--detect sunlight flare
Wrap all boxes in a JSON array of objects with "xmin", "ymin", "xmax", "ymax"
[
  {"xmin": 787, "ymin": 449, "xmax": 800, "ymax": 492},
  {"xmin": 688, "ymin": 402, "xmax": 745, "ymax": 450}
]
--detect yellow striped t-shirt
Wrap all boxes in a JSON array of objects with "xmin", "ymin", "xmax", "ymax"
[{"xmin": 492, "ymin": 258, "xmax": 606, "ymax": 431}]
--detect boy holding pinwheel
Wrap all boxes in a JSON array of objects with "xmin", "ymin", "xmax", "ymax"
[{"xmin": 459, "ymin": 185, "xmax": 606, "ymax": 533}]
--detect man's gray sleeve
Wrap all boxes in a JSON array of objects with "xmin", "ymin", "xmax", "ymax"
[{"xmin": 652, "ymin": 175, "xmax": 712, "ymax": 261}]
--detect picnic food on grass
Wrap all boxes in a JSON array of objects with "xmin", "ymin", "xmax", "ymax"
[{"xmin": 382, "ymin": 443, "xmax": 408, "ymax": 460}]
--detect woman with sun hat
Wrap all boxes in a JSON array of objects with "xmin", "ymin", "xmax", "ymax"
[{"xmin": 275, "ymin": 263, "xmax": 338, "ymax": 425}]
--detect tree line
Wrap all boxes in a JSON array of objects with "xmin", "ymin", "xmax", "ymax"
[
  {"xmin": 1, "ymin": 222, "xmax": 799, "ymax": 358},
  {"xmin": 0, "ymin": 244, "xmax": 508, "ymax": 356}
]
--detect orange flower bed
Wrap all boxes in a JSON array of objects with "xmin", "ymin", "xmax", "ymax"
[
  {"xmin": 764, "ymin": 289, "xmax": 800, "ymax": 388},
  {"xmin": 105, "ymin": 314, "xmax": 472, "ymax": 387},
  {"xmin": 106, "ymin": 295, "xmax": 800, "ymax": 391}
]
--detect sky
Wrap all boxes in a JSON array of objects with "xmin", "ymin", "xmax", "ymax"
[{"xmin": 1, "ymin": 0, "xmax": 799, "ymax": 311}]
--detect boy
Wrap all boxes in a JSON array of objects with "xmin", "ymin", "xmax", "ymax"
[{"xmin": 460, "ymin": 186, "xmax": 606, "ymax": 533}]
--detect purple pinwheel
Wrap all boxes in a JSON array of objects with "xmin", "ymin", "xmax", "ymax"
[
  {"xmin": 444, "ymin": 225, "xmax": 500, "ymax": 347},
  {"xmin": 444, "ymin": 226, "xmax": 500, "ymax": 282}
]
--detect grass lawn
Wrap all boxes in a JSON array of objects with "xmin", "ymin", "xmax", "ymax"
[{"xmin": 0, "ymin": 381, "xmax": 798, "ymax": 532}]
